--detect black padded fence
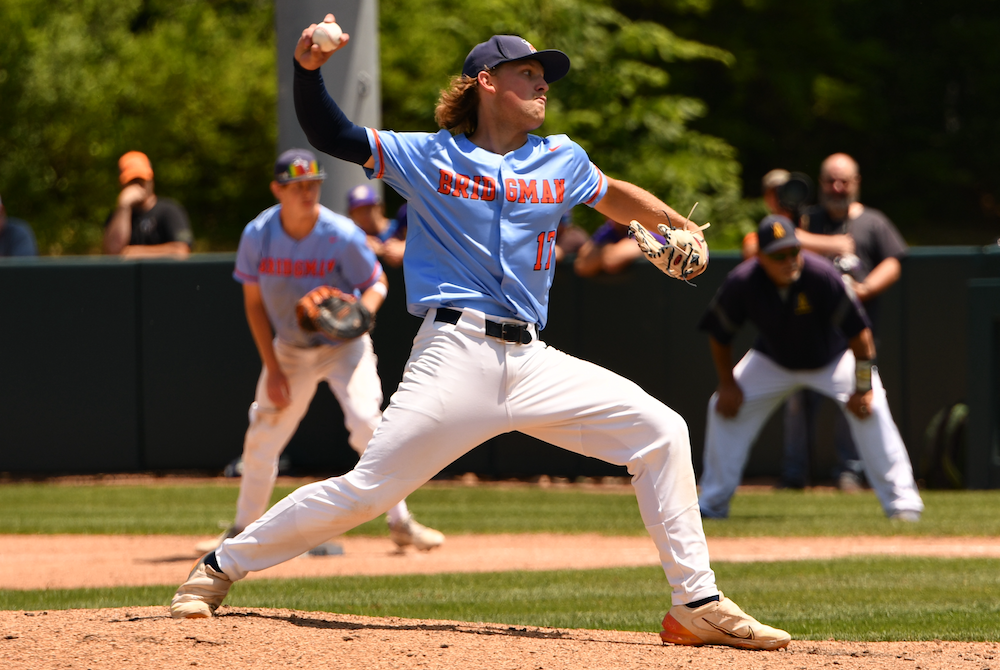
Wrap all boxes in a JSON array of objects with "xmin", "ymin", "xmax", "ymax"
[{"xmin": 1, "ymin": 247, "xmax": 998, "ymax": 485}]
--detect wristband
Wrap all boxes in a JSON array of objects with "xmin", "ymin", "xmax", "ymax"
[
  {"xmin": 370, "ymin": 282, "xmax": 388, "ymax": 299},
  {"xmin": 855, "ymin": 359, "xmax": 873, "ymax": 393}
]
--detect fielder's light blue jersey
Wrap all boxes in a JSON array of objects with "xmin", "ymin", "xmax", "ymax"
[
  {"xmin": 365, "ymin": 129, "xmax": 607, "ymax": 329},
  {"xmin": 234, "ymin": 204, "xmax": 382, "ymax": 347}
]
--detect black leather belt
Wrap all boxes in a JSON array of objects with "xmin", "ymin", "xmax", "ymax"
[{"xmin": 434, "ymin": 308, "xmax": 532, "ymax": 344}]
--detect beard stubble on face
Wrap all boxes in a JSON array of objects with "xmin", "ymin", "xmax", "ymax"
[{"xmin": 820, "ymin": 190, "xmax": 855, "ymax": 221}]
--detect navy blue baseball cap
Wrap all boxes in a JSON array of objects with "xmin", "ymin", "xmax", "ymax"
[
  {"xmin": 274, "ymin": 148, "xmax": 326, "ymax": 184},
  {"xmin": 757, "ymin": 215, "xmax": 800, "ymax": 254},
  {"xmin": 462, "ymin": 35, "xmax": 571, "ymax": 83}
]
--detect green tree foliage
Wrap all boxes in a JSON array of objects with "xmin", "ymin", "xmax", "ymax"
[
  {"xmin": 0, "ymin": 0, "xmax": 277, "ymax": 254},
  {"xmin": 6, "ymin": 0, "xmax": 996, "ymax": 252},
  {"xmin": 616, "ymin": 0, "xmax": 1000, "ymax": 244},
  {"xmin": 0, "ymin": 0, "xmax": 747, "ymax": 253},
  {"xmin": 379, "ymin": 0, "xmax": 753, "ymax": 244}
]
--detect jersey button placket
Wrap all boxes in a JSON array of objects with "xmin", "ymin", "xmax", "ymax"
[{"xmin": 497, "ymin": 162, "xmax": 514, "ymax": 297}]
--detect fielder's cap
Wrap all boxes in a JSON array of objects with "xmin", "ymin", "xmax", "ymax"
[
  {"xmin": 347, "ymin": 184, "xmax": 380, "ymax": 211},
  {"xmin": 274, "ymin": 148, "xmax": 326, "ymax": 184},
  {"xmin": 757, "ymin": 215, "xmax": 800, "ymax": 254},
  {"xmin": 118, "ymin": 151, "xmax": 154, "ymax": 185},
  {"xmin": 462, "ymin": 35, "xmax": 571, "ymax": 84}
]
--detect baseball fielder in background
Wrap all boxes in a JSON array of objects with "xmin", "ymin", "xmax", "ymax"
[
  {"xmin": 198, "ymin": 147, "xmax": 444, "ymax": 555},
  {"xmin": 171, "ymin": 16, "xmax": 790, "ymax": 650}
]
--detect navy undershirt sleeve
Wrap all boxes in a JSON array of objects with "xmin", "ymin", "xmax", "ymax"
[{"xmin": 293, "ymin": 59, "xmax": 372, "ymax": 165}]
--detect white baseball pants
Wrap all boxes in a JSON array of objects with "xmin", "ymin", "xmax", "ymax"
[
  {"xmin": 698, "ymin": 349, "xmax": 924, "ymax": 518},
  {"xmin": 233, "ymin": 335, "xmax": 384, "ymax": 530},
  {"xmin": 218, "ymin": 308, "xmax": 719, "ymax": 606}
]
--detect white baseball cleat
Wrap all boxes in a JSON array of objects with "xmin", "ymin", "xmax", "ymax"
[
  {"xmin": 660, "ymin": 593, "xmax": 791, "ymax": 651},
  {"xmin": 388, "ymin": 514, "xmax": 445, "ymax": 551},
  {"xmin": 838, "ymin": 471, "xmax": 864, "ymax": 493},
  {"xmin": 170, "ymin": 553, "xmax": 232, "ymax": 619}
]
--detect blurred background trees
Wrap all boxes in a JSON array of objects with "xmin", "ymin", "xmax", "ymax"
[
  {"xmin": 0, "ymin": 0, "xmax": 277, "ymax": 254},
  {"xmin": 617, "ymin": 0, "xmax": 1000, "ymax": 245},
  {"xmin": 1, "ymin": 0, "xmax": 997, "ymax": 254}
]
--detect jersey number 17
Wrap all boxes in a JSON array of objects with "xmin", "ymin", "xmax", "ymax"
[{"xmin": 533, "ymin": 230, "xmax": 557, "ymax": 271}]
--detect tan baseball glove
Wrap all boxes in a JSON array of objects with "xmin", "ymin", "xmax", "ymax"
[{"xmin": 629, "ymin": 204, "xmax": 711, "ymax": 281}]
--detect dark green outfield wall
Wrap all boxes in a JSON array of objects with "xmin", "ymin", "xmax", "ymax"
[{"xmin": 1, "ymin": 248, "xmax": 998, "ymax": 486}]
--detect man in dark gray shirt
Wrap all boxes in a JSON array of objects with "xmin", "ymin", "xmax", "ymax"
[
  {"xmin": 802, "ymin": 153, "xmax": 908, "ymax": 327},
  {"xmin": 103, "ymin": 151, "xmax": 193, "ymax": 259},
  {"xmin": 697, "ymin": 215, "xmax": 922, "ymax": 521},
  {"xmin": 789, "ymin": 154, "xmax": 909, "ymax": 490}
]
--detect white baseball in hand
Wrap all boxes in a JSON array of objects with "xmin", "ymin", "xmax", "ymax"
[{"xmin": 312, "ymin": 22, "xmax": 343, "ymax": 52}]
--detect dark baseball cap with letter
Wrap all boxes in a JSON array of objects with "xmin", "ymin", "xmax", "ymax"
[
  {"xmin": 462, "ymin": 35, "xmax": 571, "ymax": 83},
  {"xmin": 274, "ymin": 148, "xmax": 326, "ymax": 184},
  {"xmin": 756, "ymin": 215, "xmax": 800, "ymax": 254}
]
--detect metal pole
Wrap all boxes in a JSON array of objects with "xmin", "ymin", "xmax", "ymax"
[{"xmin": 275, "ymin": 0, "xmax": 381, "ymax": 216}]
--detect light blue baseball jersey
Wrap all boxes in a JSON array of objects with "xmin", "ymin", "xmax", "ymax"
[
  {"xmin": 365, "ymin": 129, "xmax": 607, "ymax": 329},
  {"xmin": 234, "ymin": 204, "xmax": 383, "ymax": 347}
]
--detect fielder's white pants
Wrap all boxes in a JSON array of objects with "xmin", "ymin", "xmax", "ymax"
[
  {"xmin": 698, "ymin": 349, "xmax": 924, "ymax": 519},
  {"xmin": 218, "ymin": 308, "xmax": 718, "ymax": 606},
  {"xmin": 234, "ymin": 335, "xmax": 383, "ymax": 530}
]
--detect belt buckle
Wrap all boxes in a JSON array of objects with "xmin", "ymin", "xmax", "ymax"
[
  {"xmin": 500, "ymin": 322, "xmax": 517, "ymax": 343},
  {"xmin": 500, "ymin": 322, "xmax": 528, "ymax": 345}
]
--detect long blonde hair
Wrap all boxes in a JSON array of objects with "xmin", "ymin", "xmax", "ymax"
[{"xmin": 434, "ymin": 74, "xmax": 482, "ymax": 134}]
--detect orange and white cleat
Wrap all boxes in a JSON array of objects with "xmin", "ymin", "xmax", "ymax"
[{"xmin": 660, "ymin": 593, "xmax": 790, "ymax": 651}]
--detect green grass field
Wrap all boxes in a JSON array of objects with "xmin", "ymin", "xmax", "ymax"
[
  {"xmin": 4, "ymin": 483, "xmax": 1000, "ymax": 537},
  {"xmin": 2, "ymin": 482, "xmax": 999, "ymax": 641}
]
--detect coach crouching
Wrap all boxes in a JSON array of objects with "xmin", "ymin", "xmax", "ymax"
[{"xmin": 696, "ymin": 215, "xmax": 923, "ymax": 521}]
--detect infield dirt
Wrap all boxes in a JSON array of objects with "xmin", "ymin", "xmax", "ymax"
[
  {"xmin": 5, "ymin": 532, "xmax": 1000, "ymax": 590},
  {"xmin": 3, "ymin": 533, "xmax": 1000, "ymax": 668}
]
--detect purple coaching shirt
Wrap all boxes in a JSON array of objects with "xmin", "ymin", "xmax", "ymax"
[{"xmin": 699, "ymin": 251, "xmax": 871, "ymax": 370}]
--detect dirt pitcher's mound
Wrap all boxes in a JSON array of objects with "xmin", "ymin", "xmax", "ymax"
[{"xmin": 2, "ymin": 606, "xmax": 997, "ymax": 670}]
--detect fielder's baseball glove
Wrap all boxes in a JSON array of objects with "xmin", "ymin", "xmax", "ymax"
[
  {"xmin": 296, "ymin": 286, "xmax": 373, "ymax": 340},
  {"xmin": 629, "ymin": 205, "xmax": 711, "ymax": 281}
]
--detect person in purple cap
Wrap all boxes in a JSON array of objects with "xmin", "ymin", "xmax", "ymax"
[
  {"xmin": 346, "ymin": 184, "xmax": 407, "ymax": 267},
  {"xmin": 191, "ymin": 148, "xmax": 443, "ymax": 556},
  {"xmin": 697, "ymin": 214, "xmax": 923, "ymax": 522},
  {"xmin": 172, "ymin": 17, "xmax": 791, "ymax": 652}
]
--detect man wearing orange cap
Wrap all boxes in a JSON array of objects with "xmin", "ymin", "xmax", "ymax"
[{"xmin": 103, "ymin": 151, "xmax": 193, "ymax": 258}]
